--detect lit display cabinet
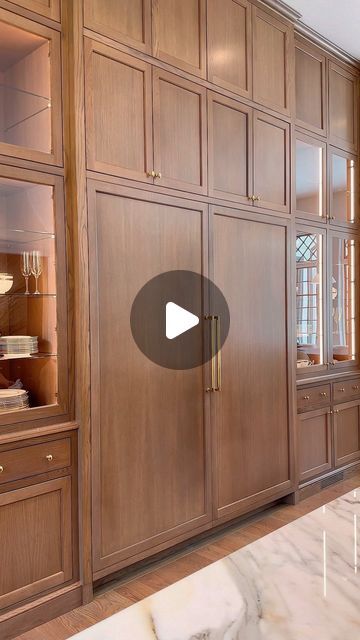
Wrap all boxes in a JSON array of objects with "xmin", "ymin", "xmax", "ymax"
[{"xmin": 0, "ymin": 167, "xmax": 68, "ymax": 422}]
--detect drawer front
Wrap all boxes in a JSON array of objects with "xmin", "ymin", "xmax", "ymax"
[
  {"xmin": 0, "ymin": 438, "xmax": 71, "ymax": 485},
  {"xmin": 297, "ymin": 384, "xmax": 331, "ymax": 411},
  {"xmin": 333, "ymin": 380, "xmax": 360, "ymax": 403}
]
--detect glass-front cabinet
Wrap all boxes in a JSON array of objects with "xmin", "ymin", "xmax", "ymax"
[
  {"xmin": 296, "ymin": 227, "xmax": 359, "ymax": 375},
  {"xmin": 295, "ymin": 133, "xmax": 326, "ymax": 221},
  {"xmin": 0, "ymin": 168, "xmax": 67, "ymax": 422},
  {"xmin": 0, "ymin": 10, "xmax": 62, "ymax": 165},
  {"xmin": 330, "ymin": 147, "xmax": 358, "ymax": 227}
]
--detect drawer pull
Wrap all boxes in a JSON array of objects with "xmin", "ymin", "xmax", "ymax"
[
  {"xmin": 303, "ymin": 395, "xmax": 310, "ymax": 400},
  {"xmin": 0, "ymin": 465, "xmax": 3, "ymax": 473},
  {"xmin": 339, "ymin": 388, "xmax": 345, "ymax": 392},
  {"xmin": 334, "ymin": 409, "xmax": 340, "ymax": 414},
  {"xmin": 45, "ymin": 454, "xmax": 53, "ymax": 462},
  {"xmin": 320, "ymin": 392, "xmax": 327, "ymax": 397},
  {"xmin": 353, "ymin": 385, "xmax": 359, "ymax": 391}
]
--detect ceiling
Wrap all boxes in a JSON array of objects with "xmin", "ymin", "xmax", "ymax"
[{"xmin": 284, "ymin": 0, "xmax": 360, "ymax": 60}]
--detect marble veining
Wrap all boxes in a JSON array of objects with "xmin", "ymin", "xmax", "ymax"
[{"xmin": 71, "ymin": 490, "xmax": 360, "ymax": 639}]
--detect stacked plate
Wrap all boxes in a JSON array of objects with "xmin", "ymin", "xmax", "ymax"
[
  {"xmin": 0, "ymin": 389, "xmax": 29, "ymax": 412},
  {"xmin": 0, "ymin": 336, "xmax": 38, "ymax": 356}
]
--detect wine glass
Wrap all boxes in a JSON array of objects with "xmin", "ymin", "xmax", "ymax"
[
  {"xmin": 21, "ymin": 251, "xmax": 31, "ymax": 295},
  {"xmin": 30, "ymin": 250, "xmax": 42, "ymax": 295}
]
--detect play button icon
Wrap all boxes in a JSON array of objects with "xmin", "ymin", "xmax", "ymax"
[
  {"xmin": 130, "ymin": 270, "xmax": 230, "ymax": 370},
  {"xmin": 166, "ymin": 302, "xmax": 199, "ymax": 339}
]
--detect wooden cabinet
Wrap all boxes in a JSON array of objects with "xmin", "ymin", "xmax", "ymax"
[
  {"xmin": 252, "ymin": 6, "xmax": 293, "ymax": 116},
  {"xmin": 6, "ymin": 0, "xmax": 60, "ymax": 21},
  {"xmin": 0, "ymin": 476, "xmax": 72, "ymax": 610},
  {"xmin": 295, "ymin": 37, "xmax": 327, "ymax": 136},
  {"xmin": 329, "ymin": 61, "xmax": 358, "ymax": 153},
  {"xmin": 0, "ymin": 9, "xmax": 62, "ymax": 165},
  {"xmin": 329, "ymin": 147, "xmax": 359, "ymax": 227},
  {"xmin": 84, "ymin": 0, "xmax": 151, "ymax": 52},
  {"xmin": 207, "ymin": 92, "xmax": 252, "ymax": 204},
  {"xmin": 152, "ymin": 0, "xmax": 206, "ymax": 77},
  {"xmin": 207, "ymin": 0, "xmax": 252, "ymax": 98},
  {"xmin": 297, "ymin": 384, "xmax": 331, "ymax": 412},
  {"xmin": 88, "ymin": 182, "xmax": 211, "ymax": 575},
  {"xmin": 212, "ymin": 207, "xmax": 293, "ymax": 521},
  {"xmin": 294, "ymin": 131, "xmax": 326, "ymax": 221},
  {"xmin": 298, "ymin": 408, "xmax": 332, "ymax": 481},
  {"xmin": 84, "ymin": 40, "xmax": 153, "ymax": 182},
  {"xmin": 153, "ymin": 69, "xmax": 207, "ymax": 194},
  {"xmin": 253, "ymin": 111, "xmax": 290, "ymax": 212},
  {"xmin": 334, "ymin": 400, "xmax": 360, "ymax": 466},
  {"xmin": 208, "ymin": 94, "xmax": 289, "ymax": 211}
]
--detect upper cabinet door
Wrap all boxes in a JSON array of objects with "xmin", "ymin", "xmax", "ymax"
[
  {"xmin": 84, "ymin": 0, "xmax": 151, "ymax": 53},
  {"xmin": 329, "ymin": 61, "xmax": 359, "ymax": 153},
  {"xmin": 84, "ymin": 40, "xmax": 153, "ymax": 183},
  {"xmin": 295, "ymin": 37, "xmax": 327, "ymax": 137},
  {"xmin": 294, "ymin": 131, "xmax": 327, "ymax": 222},
  {"xmin": 253, "ymin": 111, "xmax": 290, "ymax": 213},
  {"xmin": 330, "ymin": 147, "xmax": 359, "ymax": 228},
  {"xmin": 207, "ymin": 0, "xmax": 252, "ymax": 98},
  {"xmin": 0, "ymin": 10, "xmax": 62, "ymax": 166},
  {"xmin": 152, "ymin": 0, "xmax": 206, "ymax": 78},
  {"xmin": 153, "ymin": 69, "xmax": 207, "ymax": 194},
  {"xmin": 252, "ymin": 6, "xmax": 293, "ymax": 116},
  {"xmin": 8, "ymin": 0, "xmax": 60, "ymax": 21},
  {"xmin": 208, "ymin": 91, "xmax": 252, "ymax": 204}
]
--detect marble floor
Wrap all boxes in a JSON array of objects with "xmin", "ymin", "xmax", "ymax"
[{"xmin": 68, "ymin": 487, "xmax": 360, "ymax": 640}]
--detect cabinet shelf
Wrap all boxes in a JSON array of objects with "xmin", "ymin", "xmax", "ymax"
[
  {"xmin": 0, "ymin": 228, "xmax": 55, "ymax": 244},
  {"xmin": 0, "ymin": 293, "xmax": 56, "ymax": 298},
  {"xmin": 0, "ymin": 353, "xmax": 57, "ymax": 361}
]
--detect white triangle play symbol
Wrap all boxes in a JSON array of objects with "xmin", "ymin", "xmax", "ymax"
[{"xmin": 166, "ymin": 302, "xmax": 199, "ymax": 340}]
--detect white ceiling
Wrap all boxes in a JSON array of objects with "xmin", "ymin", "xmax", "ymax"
[{"xmin": 284, "ymin": 0, "xmax": 360, "ymax": 60}]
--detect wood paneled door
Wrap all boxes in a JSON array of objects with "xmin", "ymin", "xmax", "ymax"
[
  {"xmin": 153, "ymin": 69, "xmax": 207, "ymax": 194},
  {"xmin": 8, "ymin": 0, "xmax": 60, "ymax": 21},
  {"xmin": 334, "ymin": 400, "xmax": 360, "ymax": 467},
  {"xmin": 295, "ymin": 37, "xmax": 327, "ymax": 136},
  {"xmin": 211, "ymin": 207, "xmax": 294, "ymax": 522},
  {"xmin": 152, "ymin": 0, "xmax": 206, "ymax": 78},
  {"xmin": 0, "ymin": 477, "xmax": 72, "ymax": 610},
  {"xmin": 84, "ymin": 0, "xmax": 151, "ymax": 52},
  {"xmin": 329, "ymin": 61, "xmax": 359, "ymax": 153},
  {"xmin": 207, "ymin": 0, "xmax": 252, "ymax": 98},
  {"xmin": 208, "ymin": 92, "xmax": 252, "ymax": 204},
  {"xmin": 252, "ymin": 6, "xmax": 293, "ymax": 116},
  {"xmin": 88, "ymin": 182, "xmax": 211, "ymax": 577},
  {"xmin": 84, "ymin": 40, "xmax": 153, "ymax": 182},
  {"xmin": 253, "ymin": 111, "xmax": 290, "ymax": 212},
  {"xmin": 298, "ymin": 408, "xmax": 332, "ymax": 482}
]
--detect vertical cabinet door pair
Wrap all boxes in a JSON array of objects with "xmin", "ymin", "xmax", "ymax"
[
  {"xmin": 89, "ymin": 183, "xmax": 294, "ymax": 575},
  {"xmin": 208, "ymin": 0, "xmax": 293, "ymax": 115},
  {"xmin": 208, "ymin": 92, "xmax": 290, "ymax": 212},
  {"xmin": 84, "ymin": 0, "xmax": 206, "ymax": 78},
  {"xmin": 85, "ymin": 40, "xmax": 207, "ymax": 195}
]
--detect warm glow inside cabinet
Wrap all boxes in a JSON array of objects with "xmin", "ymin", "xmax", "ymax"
[{"xmin": 296, "ymin": 227, "xmax": 359, "ymax": 376}]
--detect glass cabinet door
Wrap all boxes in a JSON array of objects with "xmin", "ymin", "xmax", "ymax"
[
  {"xmin": 0, "ymin": 170, "xmax": 67, "ymax": 420},
  {"xmin": 330, "ymin": 148, "xmax": 358, "ymax": 226},
  {"xmin": 330, "ymin": 234, "xmax": 358, "ymax": 365},
  {"xmin": 0, "ymin": 12, "xmax": 62, "ymax": 165},
  {"xmin": 296, "ymin": 230, "xmax": 327, "ymax": 371},
  {"xmin": 295, "ymin": 134, "xmax": 326, "ymax": 220}
]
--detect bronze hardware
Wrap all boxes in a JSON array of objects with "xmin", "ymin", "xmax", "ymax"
[
  {"xmin": 146, "ymin": 170, "xmax": 156, "ymax": 178},
  {"xmin": 330, "ymin": 216, "xmax": 335, "ymax": 220},
  {"xmin": 334, "ymin": 409, "xmax": 340, "ymax": 413},
  {"xmin": 254, "ymin": 195, "xmax": 261, "ymax": 201},
  {"xmin": 0, "ymin": 465, "xmax": 3, "ymax": 473},
  {"xmin": 46, "ymin": 454, "xmax": 53, "ymax": 462},
  {"xmin": 320, "ymin": 392, "xmax": 327, "ymax": 397},
  {"xmin": 215, "ymin": 315, "xmax": 222, "ymax": 391},
  {"xmin": 340, "ymin": 387, "xmax": 345, "ymax": 392},
  {"xmin": 303, "ymin": 395, "xmax": 310, "ymax": 400},
  {"xmin": 154, "ymin": 171, "xmax": 162, "ymax": 179},
  {"xmin": 353, "ymin": 385, "xmax": 359, "ymax": 390},
  {"xmin": 248, "ymin": 195, "xmax": 255, "ymax": 201}
]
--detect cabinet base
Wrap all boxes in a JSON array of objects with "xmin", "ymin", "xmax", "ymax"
[{"xmin": 299, "ymin": 461, "xmax": 360, "ymax": 501}]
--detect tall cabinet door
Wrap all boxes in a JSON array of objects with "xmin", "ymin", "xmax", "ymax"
[
  {"xmin": 253, "ymin": 111, "xmax": 290, "ymax": 213},
  {"xmin": 211, "ymin": 208, "xmax": 293, "ymax": 522},
  {"xmin": 84, "ymin": 0, "xmax": 151, "ymax": 52},
  {"xmin": 89, "ymin": 182, "xmax": 211, "ymax": 576}
]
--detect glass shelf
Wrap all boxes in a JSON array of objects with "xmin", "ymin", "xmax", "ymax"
[
  {"xmin": 0, "ymin": 353, "xmax": 57, "ymax": 361},
  {"xmin": 0, "ymin": 228, "xmax": 55, "ymax": 244},
  {"xmin": 0, "ymin": 293, "xmax": 56, "ymax": 298}
]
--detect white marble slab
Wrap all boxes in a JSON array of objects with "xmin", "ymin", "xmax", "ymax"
[{"xmin": 71, "ymin": 489, "xmax": 360, "ymax": 639}]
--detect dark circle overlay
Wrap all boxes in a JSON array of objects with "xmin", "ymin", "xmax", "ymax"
[{"xmin": 130, "ymin": 270, "xmax": 230, "ymax": 370}]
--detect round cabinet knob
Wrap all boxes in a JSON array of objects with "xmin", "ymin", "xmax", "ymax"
[
  {"xmin": 320, "ymin": 392, "xmax": 327, "ymax": 397},
  {"xmin": 335, "ymin": 409, "xmax": 340, "ymax": 414},
  {"xmin": 45, "ymin": 454, "xmax": 53, "ymax": 462},
  {"xmin": 155, "ymin": 171, "xmax": 162, "ymax": 179},
  {"xmin": 255, "ymin": 195, "xmax": 261, "ymax": 202},
  {"xmin": 0, "ymin": 465, "xmax": 3, "ymax": 473},
  {"xmin": 340, "ymin": 387, "xmax": 345, "ymax": 392},
  {"xmin": 353, "ymin": 385, "xmax": 359, "ymax": 391},
  {"xmin": 303, "ymin": 395, "xmax": 310, "ymax": 400},
  {"xmin": 146, "ymin": 170, "xmax": 156, "ymax": 178}
]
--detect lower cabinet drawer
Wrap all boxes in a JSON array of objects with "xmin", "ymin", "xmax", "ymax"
[
  {"xmin": 0, "ymin": 438, "xmax": 71, "ymax": 485},
  {"xmin": 0, "ymin": 477, "xmax": 73, "ymax": 610},
  {"xmin": 298, "ymin": 408, "xmax": 332, "ymax": 482},
  {"xmin": 333, "ymin": 380, "xmax": 360, "ymax": 403},
  {"xmin": 297, "ymin": 384, "xmax": 331, "ymax": 412}
]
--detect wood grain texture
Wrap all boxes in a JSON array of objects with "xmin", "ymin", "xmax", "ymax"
[
  {"xmin": 211, "ymin": 207, "xmax": 292, "ymax": 521},
  {"xmin": 0, "ymin": 438, "xmax": 71, "ymax": 484},
  {"xmin": 152, "ymin": 0, "xmax": 206, "ymax": 78},
  {"xmin": 253, "ymin": 110, "xmax": 290, "ymax": 212},
  {"xmin": 334, "ymin": 400, "xmax": 360, "ymax": 467},
  {"xmin": 298, "ymin": 408, "xmax": 332, "ymax": 481},
  {"xmin": 295, "ymin": 36, "xmax": 327, "ymax": 136},
  {"xmin": 88, "ymin": 182, "xmax": 211, "ymax": 574},
  {"xmin": 84, "ymin": 0, "xmax": 151, "ymax": 53},
  {"xmin": 153, "ymin": 68, "xmax": 207, "ymax": 194},
  {"xmin": 5, "ymin": 0, "xmax": 60, "ymax": 21},
  {"xmin": 207, "ymin": 0, "xmax": 252, "ymax": 98},
  {"xmin": 329, "ymin": 61, "xmax": 359, "ymax": 153}
]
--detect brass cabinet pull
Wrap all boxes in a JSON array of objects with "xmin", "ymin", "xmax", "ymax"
[
  {"xmin": 215, "ymin": 315, "xmax": 222, "ymax": 391},
  {"xmin": 154, "ymin": 171, "xmax": 162, "ymax": 179},
  {"xmin": 303, "ymin": 395, "xmax": 310, "ymax": 400},
  {"xmin": 45, "ymin": 454, "xmax": 53, "ymax": 462},
  {"xmin": 205, "ymin": 315, "xmax": 222, "ymax": 392},
  {"xmin": 320, "ymin": 392, "xmax": 327, "ymax": 397},
  {"xmin": 340, "ymin": 387, "xmax": 345, "ymax": 392},
  {"xmin": 353, "ymin": 385, "xmax": 359, "ymax": 390},
  {"xmin": 248, "ymin": 195, "xmax": 255, "ymax": 201},
  {"xmin": 334, "ymin": 409, "xmax": 340, "ymax": 414},
  {"xmin": 254, "ymin": 195, "xmax": 261, "ymax": 201},
  {"xmin": 0, "ymin": 465, "xmax": 3, "ymax": 473},
  {"xmin": 205, "ymin": 315, "xmax": 216, "ymax": 392},
  {"xmin": 146, "ymin": 170, "xmax": 156, "ymax": 178}
]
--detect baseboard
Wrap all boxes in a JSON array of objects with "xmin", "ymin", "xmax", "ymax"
[{"xmin": 299, "ymin": 463, "xmax": 360, "ymax": 501}]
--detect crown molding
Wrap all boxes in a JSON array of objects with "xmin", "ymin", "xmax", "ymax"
[
  {"xmin": 258, "ymin": 0, "xmax": 301, "ymax": 21},
  {"xmin": 294, "ymin": 22, "xmax": 360, "ymax": 67}
]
